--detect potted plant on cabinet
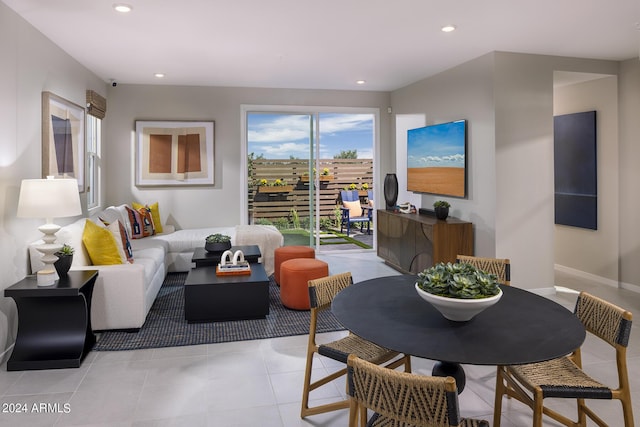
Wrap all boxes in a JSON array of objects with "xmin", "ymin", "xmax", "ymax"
[
  {"xmin": 54, "ymin": 244, "xmax": 74, "ymax": 277},
  {"xmin": 433, "ymin": 200, "xmax": 450, "ymax": 220}
]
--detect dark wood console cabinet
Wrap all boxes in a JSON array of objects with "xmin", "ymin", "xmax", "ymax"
[{"xmin": 377, "ymin": 210, "xmax": 473, "ymax": 274}]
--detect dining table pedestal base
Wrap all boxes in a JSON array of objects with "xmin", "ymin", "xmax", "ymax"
[{"xmin": 432, "ymin": 361, "xmax": 466, "ymax": 392}]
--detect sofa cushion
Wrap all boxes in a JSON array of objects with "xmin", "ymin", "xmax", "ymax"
[
  {"xmin": 149, "ymin": 227, "xmax": 236, "ymax": 253},
  {"xmin": 82, "ymin": 220, "xmax": 124, "ymax": 265}
]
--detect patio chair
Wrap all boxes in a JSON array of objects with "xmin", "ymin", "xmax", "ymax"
[
  {"xmin": 301, "ymin": 272, "xmax": 411, "ymax": 420},
  {"xmin": 347, "ymin": 354, "xmax": 489, "ymax": 427},
  {"xmin": 493, "ymin": 291, "xmax": 634, "ymax": 427},
  {"xmin": 340, "ymin": 190, "xmax": 372, "ymax": 236},
  {"xmin": 456, "ymin": 255, "xmax": 511, "ymax": 285}
]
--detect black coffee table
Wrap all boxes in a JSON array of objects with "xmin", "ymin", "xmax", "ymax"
[
  {"xmin": 332, "ymin": 275, "xmax": 585, "ymax": 392},
  {"xmin": 184, "ymin": 263, "xmax": 269, "ymax": 322},
  {"xmin": 191, "ymin": 245, "xmax": 261, "ymax": 268}
]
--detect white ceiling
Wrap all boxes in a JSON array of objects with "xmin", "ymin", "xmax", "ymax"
[{"xmin": 4, "ymin": 0, "xmax": 639, "ymax": 91}]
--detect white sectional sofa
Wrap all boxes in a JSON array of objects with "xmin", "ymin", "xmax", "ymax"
[{"xmin": 29, "ymin": 204, "xmax": 283, "ymax": 331}]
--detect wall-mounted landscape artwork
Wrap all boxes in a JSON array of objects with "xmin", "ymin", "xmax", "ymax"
[
  {"xmin": 554, "ymin": 110, "xmax": 597, "ymax": 229},
  {"xmin": 42, "ymin": 91, "xmax": 85, "ymax": 192},
  {"xmin": 407, "ymin": 120, "xmax": 467, "ymax": 198},
  {"xmin": 136, "ymin": 120, "xmax": 215, "ymax": 186}
]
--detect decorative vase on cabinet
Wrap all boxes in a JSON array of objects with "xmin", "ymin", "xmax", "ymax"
[{"xmin": 383, "ymin": 173, "xmax": 398, "ymax": 210}]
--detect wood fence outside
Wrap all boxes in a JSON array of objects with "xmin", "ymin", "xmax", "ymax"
[{"xmin": 248, "ymin": 158, "xmax": 373, "ymax": 224}]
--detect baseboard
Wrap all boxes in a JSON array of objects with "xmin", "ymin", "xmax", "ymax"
[
  {"xmin": 620, "ymin": 281, "xmax": 640, "ymax": 293},
  {"xmin": 555, "ymin": 264, "xmax": 640, "ymax": 294}
]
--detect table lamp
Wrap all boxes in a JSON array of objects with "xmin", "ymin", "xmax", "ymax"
[{"xmin": 17, "ymin": 177, "xmax": 82, "ymax": 285}]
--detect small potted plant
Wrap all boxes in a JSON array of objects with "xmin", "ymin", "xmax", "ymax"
[
  {"xmin": 205, "ymin": 233, "xmax": 232, "ymax": 253},
  {"xmin": 415, "ymin": 262, "xmax": 502, "ymax": 321},
  {"xmin": 54, "ymin": 244, "xmax": 74, "ymax": 277},
  {"xmin": 433, "ymin": 200, "xmax": 450, "ymax": 220}
]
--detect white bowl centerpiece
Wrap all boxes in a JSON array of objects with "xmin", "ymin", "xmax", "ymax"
[{"xmin": 415, "ymin": 262, "xmax": 502, "ymax": 322}]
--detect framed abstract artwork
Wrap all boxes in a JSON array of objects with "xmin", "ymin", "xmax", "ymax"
[
  {"xmin": 135, "ymin": 120, "xmax": 215, "ymax": 186},
  {"xmin": 42, "ymin": 91, "xmax": 86, "ymax": 192}
]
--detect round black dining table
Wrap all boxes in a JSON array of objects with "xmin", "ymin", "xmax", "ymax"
[{"xmin": 331, "ymin": 275, "xmax": 585, "ymax": 392}]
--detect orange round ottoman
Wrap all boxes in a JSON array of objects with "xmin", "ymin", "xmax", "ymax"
[
  {"xmin": 280, "ymin": 258, "xmax": 328, "ymax": 310},
  {"xmin": 274, "ymin": 246, "xmax": 315, "ymax": 285}
]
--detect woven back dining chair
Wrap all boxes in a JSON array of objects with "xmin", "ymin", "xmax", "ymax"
[
  {"xmin": 347, "ymin": 354, "xmax": 489, "ymax": 427},
  {"xmin": 493, "ymin": 291, "xmax": 634, "ymax": 427},
  {"xmin": 456, "ymin": 255, "xmax": 511, "ymax": 286},
  {"xmin": 301, "ymin": 272, "xmax": 411, "ymax": 421}
]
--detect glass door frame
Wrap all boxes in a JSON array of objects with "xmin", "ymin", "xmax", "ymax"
[{"xmin": 240, "ymin": 104, "xmax": 381, "ymax": 251}]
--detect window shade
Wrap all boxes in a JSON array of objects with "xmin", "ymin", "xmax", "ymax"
[{"xmin": 86, "ymin": 90, "xmax": 106, "ymax": 119}]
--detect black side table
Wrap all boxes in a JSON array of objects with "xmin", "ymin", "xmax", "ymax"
[{"xmin": 4, "ymin": 270, "xmax": 98, "ymax": 371}]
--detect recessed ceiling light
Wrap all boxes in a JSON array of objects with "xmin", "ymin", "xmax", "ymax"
[
  {"xmin": 154, "ymin": 73, "xmax": 165, "ymax": 78},
  {"xmin": 113, "ymin": 4, "xmax": 132, "ymax": 13},
  {"xmin": 356, "ymin": 80, "xmax": 366, "ymax": 85},
  {"xmin": 441, "ymin": 25, "xmax": 457, "ymax": 33}
]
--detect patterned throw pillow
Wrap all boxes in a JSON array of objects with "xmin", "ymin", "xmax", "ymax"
[
  {"xmin": 125, "ymin": 205, "xmax": 155, "ymax": 239},
  {"xmin": 132, "ymin": 202, "xmax": 163, "ymax": 234},
  {"xmin": 136, "ymin": 206, "xmax": 155, "ymax": 237}
]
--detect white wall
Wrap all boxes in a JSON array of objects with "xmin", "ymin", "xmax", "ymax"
[
  {"xmin": 104, "ymin": 85, "xmax": 392, "ymax": 229},
  {"xmin": 0, "ymin": 2, "xmax": 107, "ymax": 360},
  {"xmin": 391, "ymin": 52, "xmax": 622, "ymax": 289},
  {"xmin": 553, "ymin": 76, "xmax": 619, "ymax": 283},
  {"xmin": 618, "ymin": 59, "xmax": 640, "ymax": 291},
  {"xmin": 395, "ymin": 114, "xmax": 424, "ymax": 209},
  {"xmin": 391, "ymin": 53, "xmax": 498, "ymax": 260}
]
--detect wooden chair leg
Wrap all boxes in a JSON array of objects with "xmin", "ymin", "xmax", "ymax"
[{"xmin": 493, "ymin": 367, "xmax": 505, "ymax": 427}]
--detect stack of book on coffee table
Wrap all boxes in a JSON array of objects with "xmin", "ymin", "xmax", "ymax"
[{"xmin": 216, "ymin": 260, "xmax": 251, "ymax": 275}]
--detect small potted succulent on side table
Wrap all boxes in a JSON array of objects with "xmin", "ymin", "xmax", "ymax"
[
  {"xmin": 205, "ymin": 233, "xmax": 232, "ymax": 253},
  {"xmin": 415, "ymin": 262, "xmax": 502, "ymax": 321},
  {"xmin": 433, "ymin": 200, "xmax": 450, "ymax": 220},
  {"xmin": 54, "ymin": 244, "xmax": 74, "ymax": 277}
]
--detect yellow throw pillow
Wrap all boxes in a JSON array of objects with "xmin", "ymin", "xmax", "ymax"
[
  {"xmin": 343, "ymin": 200, "xmax": 363, "ymax": 218},
  {"xmin": 132, "ymin": 201, "xmax": 163, "ymax": 234},
  {"xmin": 82, "ymin": 220, "xmax": 124, "ymax": 265}
]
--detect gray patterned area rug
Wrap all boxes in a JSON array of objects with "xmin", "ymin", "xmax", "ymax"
[{"xmin": 94, "ymin": 272, "xmax": 345, "ymax": 351}]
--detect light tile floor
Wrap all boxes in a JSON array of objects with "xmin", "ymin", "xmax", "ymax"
[{"xmin": 1, "ymin": 251, "xmax": 638, "ymax": 426}]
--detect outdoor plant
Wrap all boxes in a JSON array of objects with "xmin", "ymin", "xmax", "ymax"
[
  {"xmin": 258, "ymin": 178, "xmax": 268, "ymax": 186},
  {"xmin": 321, "ymin": 167, "xmax": 330, "ymax": 176},
  {"xmin": 416, "ymin": 262, "xmax": 500, "ymax": 299},
  {"xmin": 433, "ymin": 200, "xmax": 450, "ymax": 209},
  {"xmin": 360, "ymin": 183, "xmax": 369, "ymax": 190},
  {"xmin": 273, "ymin": 217, "xmax": 289, "ymax": 230},
  {"xmin": 290, "ymin": 208, "xmax": 300, "ymax": 229},
  {"xmin": 205, "ymin": 233, "xmax": 231, "ymax": 243},
  {"xmin": 56, "ymin": 244, "xmax": 74, "ymax": 256},
  {"xmin": 273, "ymin": 178, "xmax": 287, "ymax": 186},
  {"xmin": 346, "ymin": 183, "xmax": 357, "ymax": 190}
]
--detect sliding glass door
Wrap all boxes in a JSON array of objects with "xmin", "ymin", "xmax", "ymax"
[{"xmin": 243, "ymin": 106, "xmax": 376, "ymax": 252}]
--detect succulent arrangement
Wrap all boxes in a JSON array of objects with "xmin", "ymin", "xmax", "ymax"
[
  {"xmin": 416, "ymin": 262, "xmax": 500, "ymax": 299},
  {"xmin": 205, "ymin": 233, "xmax": 231, "ymax": 243},
  {"xmin": 56, "ymin": 244, "xmax": 74, "ymax": 256},
  {"xmin": 433, "ymin": 200, "xmax": 451, "ymax": 209}
]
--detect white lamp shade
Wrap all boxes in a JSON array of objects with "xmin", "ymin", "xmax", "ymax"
[{"xmin": 17, "ymin": 178, "xmax": 82, "ymax": 219}]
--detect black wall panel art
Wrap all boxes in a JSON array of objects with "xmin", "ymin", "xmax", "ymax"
[{"xmin": 553, "ymin": 110, "xmax": 597, "ymax": 229}]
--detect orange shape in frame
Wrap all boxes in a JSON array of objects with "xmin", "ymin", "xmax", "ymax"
[
  {"xmin": 178, "ymin": 134, "xmax": 202, "ymax": 173},
  {"xmin": 149, "ymin": 134, "xmax": 172, "ymax": 173}
]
